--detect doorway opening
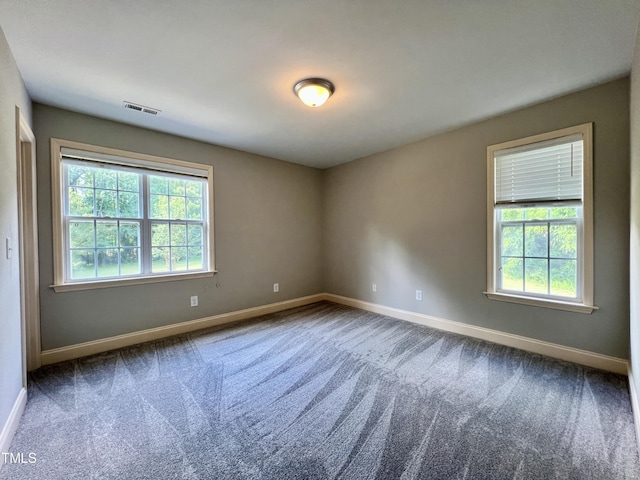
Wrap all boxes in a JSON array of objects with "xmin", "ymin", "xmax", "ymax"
[{"xmin": 16, "ymin": 106, "xmax": 41, "ymax": 375}]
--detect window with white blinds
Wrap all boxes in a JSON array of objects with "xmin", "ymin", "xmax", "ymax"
[
  {"xmin": 485, "ymin": 124, "xmax": 595, "ymax": 314},
  {"xmin": 494, "ymin": 133, "xmax": 583, "ymax": 206}
]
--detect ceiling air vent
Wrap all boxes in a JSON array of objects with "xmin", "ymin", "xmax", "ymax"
[{"xmin": 123, "ymin": 101, "xmax": 160, "ymax": 116}]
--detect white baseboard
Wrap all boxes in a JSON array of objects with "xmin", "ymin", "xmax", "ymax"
[
  {"xmin": 40, "ymin": 292, "xmax": 629, "ymax": 375},
  {"xmin": 0, "ymin": 387, "xmax": 27, "ymax": 471},
  {"xmin": 41, "ymin": 294, "xmax": 326, "ymax": 365},
  {"xmin": 628, "ymin": 366, "xmax": 640, "ymax": 455},
  {"xmin": 325, "ymin": 294, "xmax": 629, "ymax": 375}
]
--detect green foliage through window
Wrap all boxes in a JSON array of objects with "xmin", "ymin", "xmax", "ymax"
[
  {"xmin": 499, "ymin": 207, "xmax": 578, "ymax": 298},
  {"xmin": 64, "ymin": 160, "xmax": 207, "ymax": 280}
]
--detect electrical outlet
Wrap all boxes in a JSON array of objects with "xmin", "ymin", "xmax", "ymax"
[
  {"xmin": 273, "ymin": 283, "xmax": 279, "ymax": 293},
  {"xmin": 190, "ymin": 295, "xmax": 198, "ymax": 307},
  {"xmin": 416, "ymin": 290, "xmax": 423, "ymax": 301},
  {"xmin": 372, "ymin": 283, "xmax": 377, "ymax": 293}
]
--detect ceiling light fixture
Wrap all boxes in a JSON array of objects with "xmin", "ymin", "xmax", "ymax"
[{"xmin": 293, "ymin": 78, "xmax": 335, "ymax": 107}]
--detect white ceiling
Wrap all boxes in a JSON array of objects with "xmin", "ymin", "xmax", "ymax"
[{"xmin": 1, "ymin": 1, "xmax": 639, "ymax": 169}]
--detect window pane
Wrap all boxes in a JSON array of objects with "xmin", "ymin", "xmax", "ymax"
[
  {"xmin": 549, "ymin": 207, "xmax": 577, "ymax": 219},
  {"xmin": 95, "ymin": 169, "xmax": 117, "ymax": 189},
  {"xmin": 170, "ymin": 224, "xmax": 187, "ymax": 246},
  {"xmin": 68, "ymin": 165, "xmax": 94, "ymax": 187},
  {"xmin": 97, "ymin": 249, "xmax": 119, "ymax": 277},
  {"xmin": 68, "ymin": 187, "xmax": 95, "ymax": 216},
  {"xmin": 501, "ymin": 224, "xmax": 523, "ymax": 256},
  {"xmin": 187, "ymin": 198, "xmax": 202, "ymax": 220},
  {"xmin": 188, "ymin": 225, "xmax": 203, "ymax": 246},
  {"xmin": 150, "ymin": 194, "xmax": 169, "ymax": 219},
  {"xmin": 169, "ymin": 196, "xmax": 186, "ymax": 220},
  {"xmin": 71, "ymin": 250, "xmax": 95, "ymax": 279},
  {"xmin": 120, "ymin": 222, "xmax": 140, "ymax": 247},
  {"xmin": 525, "ymin": 224, "xmax": 548, "ymax": 257},
  {"xmin": 152, "ymin": 223, "xmax": 169, "ymax": 247},
  {"xmin": 188, "ymin": 247, "xmax": 203, "ymax": 269},
  {"xmin": 524, "ymin": 208, "xmax": 549, "ymax": 220},
  {"xmin": 525, "ymin": 258, "xmax": 548, "ymax": 294},
  {"xmin": 150, "ymin": 176, "xmax": 168, "ymax": 195},
  {"xmin": 152, "ymin": 247, "xmax": 170, "ymax": 272},
  {"xmin": 97, "ymin": 222, "xmax": 118, "ymax": 248},
  {"xmin": 501, "ymin": 257, "xmax": 523, "ymax": 291},
  {"xmin": 171, "ymin": 247, "xmax": 187, "ymax": 271},
  {"xmin": 118, "ymin": 192, "xmax": 140, "ymax": 218},
  {"xmin": 62, "ymin": 151, "xmax": 210, "ymax": 283},
  {"xmin": 501, "ymin": 208, "xmax": 524, "ymax": 221},
  {"xmin": 69, "ymin": 221, "xmax": 95, "ymax": 248},
  {"xmin": 550, "ymin": 224, "xmax": 577, "ymax": 259},
  {"xmin": 118, "ymin": 172, "xmax": 139, "ymax": 192},
  {"xmin": 95, "ymin": 190, "xmax": 117, "ymax": 217},
  {"xmin": 169, "ymin": 178, "xmax": 186, "ymax": 196},
  {"xmin": 186, "ymin": 181, "xmax": 202, "ymax": 197},
  {"xmin": 550, "ymin": 259, "xmax": 577, "ymax": 297},
  {"xmin": 120, "ymin": 248, "xmax": 141, "ymax": 275}
]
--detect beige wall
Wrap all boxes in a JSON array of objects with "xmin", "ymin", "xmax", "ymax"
[
  {"xmin": 323, "ymin": 78, "xmax": 631, "ymax": 358},
  {"xmin": 34, "ymin": 104, "xmax": 323, "ymax": 350},
  {"xmin": 630, "ymin": 26, "xmax": 640, "ymax": 408},
  {"xmin": 0, "ymin": 29, "xmax": 31, "ymax": 439}
]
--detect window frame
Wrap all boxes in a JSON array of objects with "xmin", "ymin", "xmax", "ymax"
[
  {"xmin": 485, "ymin": 123, "xmax": 596, "ymax": 314},
  {"xmin": 51, "ymin": 138, "xmax": 215, "ymax": 292}
]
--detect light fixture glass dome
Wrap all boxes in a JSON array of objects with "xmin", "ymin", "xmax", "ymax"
[{"xmin": 293, "ymin": 78, "xmax": 335, "ymax": 107}]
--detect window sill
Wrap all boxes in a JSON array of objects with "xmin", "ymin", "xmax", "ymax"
[
  {"xmin": 51, "ymin": 270, "xmax": 216, "ymax": 292},
  {"xmin": 484, "ymin": 291, "xmax": 598, "ymax": 314}
]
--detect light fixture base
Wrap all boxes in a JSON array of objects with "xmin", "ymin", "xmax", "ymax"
[{"xmin": 293, "ymin": 78, "xmax": 335, "ymax": 107}]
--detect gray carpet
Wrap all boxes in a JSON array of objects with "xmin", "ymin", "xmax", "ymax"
[{"xmin": 1, "ymin": 301, "xmax": 639, "ymax": 479}]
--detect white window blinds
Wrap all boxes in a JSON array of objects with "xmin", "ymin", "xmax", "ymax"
[
  {"xmin": 60, "ymin": 147, "xmax": 209, "ymax": 178},
  {"xmin": 494, "ymin": 133, "xmax": 583, "ymax": 206}
]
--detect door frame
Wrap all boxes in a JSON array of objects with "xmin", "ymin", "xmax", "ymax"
[{"xmin": 16, "ymin": 106, "xmax": 41, "ymax": 374}]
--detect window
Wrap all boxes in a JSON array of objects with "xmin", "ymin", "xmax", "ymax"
[
  {"xmin": 51, "ymin": 139, "xmax": 214, "ymax": 291},
  {"xmin": 485, "ymin": 124, "xmax": 595, "ymax": 313}
]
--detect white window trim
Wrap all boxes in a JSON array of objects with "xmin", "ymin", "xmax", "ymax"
[
  {"xmin": 485, "ymin": 123, "xmax": 597, "ymax": 314},
  {"xmin": 50, "ymin": 138, "xmax": 216, "ymax": 292}
]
